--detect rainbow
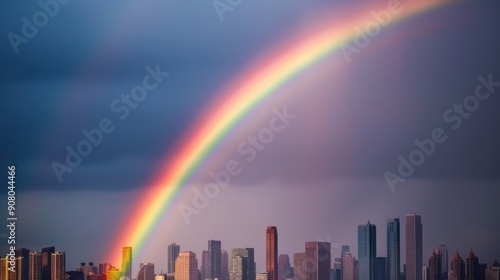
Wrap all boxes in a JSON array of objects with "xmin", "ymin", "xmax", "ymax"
[{"xmin": 107, "ymin": 0, "xmax": 452, "ymax": 266}]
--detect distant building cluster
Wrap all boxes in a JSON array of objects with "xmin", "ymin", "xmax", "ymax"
[{"xmin": 2, "ymin": 215, "xmax": 499, "ymax": 280}]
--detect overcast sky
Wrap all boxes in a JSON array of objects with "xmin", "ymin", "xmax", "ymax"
[{"xmin": 1, "ymin": 0, "xmax": 500, "ymax": 277}]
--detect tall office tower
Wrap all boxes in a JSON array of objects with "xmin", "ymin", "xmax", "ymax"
[
  {"xmin": 16, "ymin": 248, "xmax": 30, "ymax": 280},
  {"xmin": 374, "ymin": 258, "xmax": 386, "ymax": 280},
  {"xmin": 294, "ymin": 253, "xmax": 306, "ymax": 280},
  {"xmin": 202, "ymin": 251, "xmax": 210, "ymax": 280},
  {"xmin": 168, "ymin": 244, "xmax": 181, "ymax": 274},
  {"xmin": 106, "ymin": 268, "xmax": 121, "ymax": 280},
  {"xmin": 305, "ymin": 241, "xmax": 331, "ymax": 280},
  {"xmin": 121, "ymin": 247, "xmax": 132, "ymax": 280},
  {"xmin": 29, "ymin": 252, "xmax": 42, "ymax": 280},
  {"xmin": 41, "ymin": 247, "xmax": 55, "ymax": 280},
  {"xmin": 175, "ymin": 252, "xmax": 198, "ymax": 280},
  {"xmin": 387, "ymin": 219, "xmax": 401, "ymax": 280},
  {"xmin": 406, "ymin": 214, "xmax": 423, "ymax": 280},
  {"xmin": 438, "ymin": 245, "xmax": 448, "ymax": 280},
  {"xmin": 358, "ymin": 222, "xmax": 376, "ymax": 280},
  {"xmin": 343, "ymin": 253, "xmax": 356, "ymax": 280},
  {"xmin": 266, "ymin": 227, "xmax": 278, "ymax": 280},
  {"xmin": 208, "ymin": 241, "xmax": 222, "ymax": 280},
  {"xmin": 138, "ymin": 263, "xmax": 155, "ymax": 280},
  {"xmin": 229, "ymin": 248, "xmax": 254, "ymax": 280},
  {"xmin": 278, "ymin": 255, "xmax": 291, "ymax": 280},
  {"xmin": 466, "ymin": 250, "xmax": 480, "ymax": 280},
  {"xmin": 98, "ymin": 263, "xmax": 112, "ymax": 275},
  {"xmin": 333, "ymin": 258, "xmax": 342, "ymax": 280},
  {"xmin": 51, "ymin": 252, "xmax": 65, "ymax": 280},
  {"xmin": 428, "ymin": 250, "xmax": 441, "ymax": 280},
  {"xmin": 222, "ymin": 251, "xmax": 229, "ymax": 280}
]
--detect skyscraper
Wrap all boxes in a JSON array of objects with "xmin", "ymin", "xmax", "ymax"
[
  {"xmin": 138, "ymin": 263, "xmax": 155, "ymax": 280},
  {"xmin": 305, "ymin": 241, "xmax": 331, "ymax": 280},
  {"xmin": 222, "ymin": 250, "xmax": 229, "ymax": 280},
  {"xmin": 466, "ymin": 250, "xmax": 480, "ymax": 280},
  {"xmin": 16, "ymin": 248, "xmax": 30, "ymax": 280},
  {"xmin": 175, "ymin": 252, "xmax": 198, "ymax": 280},
  {"xmin": 428, "ymin": 250, "xmax": 441, "ymax": 280},
  {"xmin": 387, "ymin": 219, "xmax": 400, "ymax": 280},
  {"xmin": 374, "ymin": 258, "xmax": 386, "ymax": 280},
  {"xmin": 41, "ymin": 247, "xmax": 55, "ymax": 280},
  {"xmin": 168, "ymin": 243, "xmax": 180, "ymax": 274},
  {"xmin": 278, "ymin": 255, "xmax": 291, "ymax": 280},
  {"xmin": 266, "ymin": 227, "xmax": 278, "ymax": 280},
  {"xmin": 343, "ymin": 253, "xmax": 356, "ymax": 280},
  {"xmin": 230, "ymin": 248, "xmax": 255, "ymax": 280},
  {"xmin": 29, "ymin": 251, "xmax": 42, "ymax": 280},
  {"xmin": 358, "ymin": 222, "xmax": 376, "ymax": 280},
  {"xmin": 294, "ymin": 253, "xmax": 306, "ymax": 280},
  {"xmin": 438, "ymin": 245, "xmax": 448, "ymax": 280},
  {"xmin": 406, "ymin": 213, "xmax": 423, "ymax": 280},
  {"xmin": 208, "ymin": 240, "xmax": 222, "ymax": 280},
  {"xmin": 449, "ymin": 251, "xmax": 465, "ymax": 280},
  {"xmin": 122, "ymin": 247, "xmax": 132, "ymax": 280},
  {"xmin": 202, "ymin": 251, "xmax": 210, "ymax": 280},
  {"xmin": 50, "ymin": 252, "xmax": 65, "ymax": 280}
]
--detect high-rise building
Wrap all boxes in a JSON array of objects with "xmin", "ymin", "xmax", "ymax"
[
  {"xmin": 387, "ymin": 219, "xmax": 401, "ymax": 280},
  {"xmin": 438, "ymin": 245, "xmax": 448, "ymax": 280},
  {"xmin": 305, "ymin": 242, "xmax": 331, "ymax": 280},
  {"xmin": 202, "ymin": 251, "xmax": 210, "ymax": 280},
  {"xmin": 168, "ymin": 244, "xmax": 180, "ymax": 274},
  {"xmin": 278, "ymin": 255, "xmax": 291, "ymax": 280},
  {"xmin": 222, "ymin": 250, "xmax": 229, "ymax": 280},
  {"xmin": 122, "ymin": 247, "xmax": 132, "ymax": 280},
  {"xmin": 428, "ymin": 250, "xmax": 441, "ymax": 280},
  {"xmin": 41, "ymin": 247, "xmax": 55, "ymax": 280},
  {"xmin": 294, "ymin": 253, "xmax": 306, "ymax": 280},
  {"xmin": 343, "ymin": 253, "xmax": 356, "ymax": 280},
  {"xmin": 50, "ymin": 252, "xmax": 65, "ymax": 280},
  {"xmin": 230, "ymin": 248, "xmax": 255, "ymax": 280},
  {"xmin": 466, "ymin": 250, "xmax": 483, "ymax": 280},
  {"xmin": 29, "ymin": 251, "xmax": 42, "ymax": 280},
  {"xmin": 267, "ymin": 227, "xmax": 278, "ymax": 280},
  {"xmin": 208, "ymin": 241, "xmax": 222, "ymax": 280},
  {"xmin": 175, "ymin": 252, "xmax": 198, "ymax": 280},
  {"xmin": 138, "ymin": 263, "xmax": 155, "ymax": 280},
  {"xmin": 16, "ymin": 248, "xmax": 30, "ymax": 280},
  {"xmin": 374, "ymin": 258, "xmax": 386, "ymax": 280},
  {"xmin": 449, "ymin": 252, "xmax": 465, "ymax": 280},
  {"xmin": 358, "ymin": 222, "xmax": 376, "ymax": 280},
  {"xmin": 406, "ymin": 214, "xmax": 423, "ymax": 280}
]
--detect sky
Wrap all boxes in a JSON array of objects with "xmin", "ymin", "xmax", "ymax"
[{"xmin": 1, "ymin": 0, "xmax": 500, "ymax": 277}]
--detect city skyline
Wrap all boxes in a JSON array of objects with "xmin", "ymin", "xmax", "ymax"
[{"xmin": 5, "ymin": 216, "xmax": 499, "ymax": 280}]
